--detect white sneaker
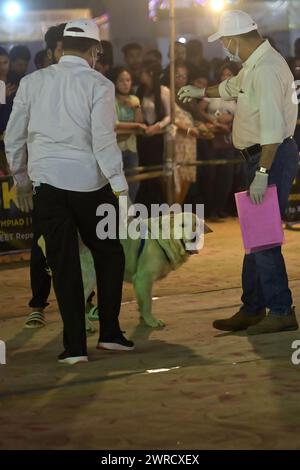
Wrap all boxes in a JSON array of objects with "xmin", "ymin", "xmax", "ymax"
[
  {"xmin": 97, "ymin": 334, "xmax": 135, "ymax": 352},
  {"xmin": 58, "ymin": 353, "xmax": 88, "ymax": 365}
]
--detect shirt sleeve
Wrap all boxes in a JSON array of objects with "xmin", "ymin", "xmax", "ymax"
[
  {"xmin": 218, "ymin": 75, "xmax": 240, "ymax": 100},
  {"xmin": 254, "ymin": 65, "xmax": 285, "ymax": 145},
  {"xmin": 4, "ymin": 79, "xmax": 31, "ymax": 187},
  {"xmin": 158, "ymin": 86, "xmax": 171, "ymax": 129},
  {"xmin": 91, "ymin": 82, "xmax": 128, "ymax": 192}
]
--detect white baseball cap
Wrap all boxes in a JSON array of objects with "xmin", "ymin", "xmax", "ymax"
[
  {"xmin": 64, "ymin": 19, "xmax": 100, "ymax": 42},
  {"xmin": 208, "ymin": 10, "xmax": 257, "ymax": 42}
]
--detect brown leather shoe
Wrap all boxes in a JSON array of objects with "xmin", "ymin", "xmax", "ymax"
[
  {"xmin": 213, "ymin": 307, "xmax": 266, "ymax": 332},
  {"xmin": 247, "ymin": 307, "xmax": 299, "ymax": 335}
]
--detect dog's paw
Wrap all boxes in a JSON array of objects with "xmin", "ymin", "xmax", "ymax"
[{"xmin": 141, "ymin": 316, "xmax": 165, "ymax": 328}]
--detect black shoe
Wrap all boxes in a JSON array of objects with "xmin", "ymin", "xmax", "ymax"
[
  {"xmin": 57, "ymin": 351, "xmax": 88, "ymax": 364},
  {"xmin": 97, "ymin": 333, "xmax": 135, "ymax": 351}
]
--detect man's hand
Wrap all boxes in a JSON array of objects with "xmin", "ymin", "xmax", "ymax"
[
  {"xmin": 249, "ymin": 171, "xmax": 268, "ymax": 204},
  {"xmin": 178, "ymin": 85, "xmax": 206, "ymax": 103},
  {"xmin": 15, "ymin": 181, "xmax": 33, "ymax": 213}
]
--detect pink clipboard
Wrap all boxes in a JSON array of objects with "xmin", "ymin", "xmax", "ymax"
[{"xmin": 235, "ymin": 185, "xmax": 285, "ymax": 254}]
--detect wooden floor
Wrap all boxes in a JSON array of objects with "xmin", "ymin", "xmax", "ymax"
[{"xmin": 1, "ymin": 218, "xmax": 300, "ymax": 450}]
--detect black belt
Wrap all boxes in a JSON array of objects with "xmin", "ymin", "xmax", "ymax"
[{"xmin": 240, "ymin": 136, "xmax": 294, "ymax": 162}]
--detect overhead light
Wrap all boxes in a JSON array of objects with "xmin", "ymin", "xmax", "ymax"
[
  {"xmin": 3, "ymin": 1, "xmax": 22, "ymax": 18},
  {"xmin": 178, "ymin": 37, "xmax": 187, "ymax": 44},
  {"xmin": 210, "ymin": 0, "xmax": 226, "ymax": 12}
]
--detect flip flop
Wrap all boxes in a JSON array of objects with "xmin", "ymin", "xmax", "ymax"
[
  {"xmin": 24, "ymin": 311, "xmax": 46, "ymax": 329},
  {"xmin": 87, "ymin": 306, "xmax": 99, "ymax": 322}
]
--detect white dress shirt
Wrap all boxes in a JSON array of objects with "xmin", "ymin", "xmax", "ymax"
[
  {"xmin": 218, "ymin": 40, "xmax": 298, "ymax": 150},
  {"xmin": 4, "ymin": 55, "xmax": 128, "ymax": 192}
]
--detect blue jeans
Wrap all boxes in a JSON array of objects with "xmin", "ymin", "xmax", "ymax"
[
  {"xmin": 241, "ymin": 138, "xmax": 299, "ymax": 316},
  {"xmin": 122, "ymin": 150, "xmax": 139, "ymax": 203}
]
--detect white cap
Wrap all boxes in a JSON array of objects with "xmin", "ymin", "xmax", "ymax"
[
  {"xmin": 208, "ymin": 10, "xmax": 257, "ymax": 42},
  {"xmin": 64, "ymin": 19, "xmax": 100, "ymax": 42}
]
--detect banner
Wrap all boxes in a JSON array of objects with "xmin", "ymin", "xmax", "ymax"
[{"xmin": 0, "ymin": 176, "xmax": 33, "ymax": 255}]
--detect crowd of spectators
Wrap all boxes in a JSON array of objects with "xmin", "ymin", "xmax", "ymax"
[{"xmin": 1, "ymin": 33, "xmax": 300, "ymax": 220}]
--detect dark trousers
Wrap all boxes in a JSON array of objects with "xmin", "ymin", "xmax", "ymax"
[
  {"xmin": 242, "ymin": 138, "xmax": 299, "ymax": 315},
  {"xmin": 33, "ymin": 183, "xmax": 125, "ymax": 355},
  {"xmin": 28, "ymin": 218, "xmax": 51, "ymax": 310}
]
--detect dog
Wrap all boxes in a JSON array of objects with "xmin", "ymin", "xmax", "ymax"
[{"xmin": 84, "ymin": 212, "xmax": 211, "ymax": 328}]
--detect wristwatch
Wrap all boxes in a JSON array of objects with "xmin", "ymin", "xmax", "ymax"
[{"xmin": 258, "ymin": 166, "xmax": 268, "ymax": 174}]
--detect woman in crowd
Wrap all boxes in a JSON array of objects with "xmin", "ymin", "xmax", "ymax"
[
  {"xmin": 173, "ymin": 61, "xmax": 200, "ymax": 204},
  {"xmin": 198, "ymin": 62, "xmax": 238, "ymax": 220},
  {"xmin": 111, "ymin": 66, "xmax": 146, "ymax": 202},
  {"xmin": 0, "ymin": 46, "xmax": 17, "ymax": 176},
  {"xmin": 136, "ymin": 61, "xmax": 171, "ymax": 208}
]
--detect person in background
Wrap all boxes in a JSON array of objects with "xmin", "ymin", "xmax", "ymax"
[
  {"xmin": 34, "ymin": 50, "xmax": 50, "ymax": 70},
  {"xmin": 161, "ymin": 41, "xmax": 186, "ymax": 86},
  {"xmin": 198, "ymin": 62, "xmax": 238, "ymax": 220},
  {"xmin": 189, "ymin": 65, "xmax": 209, "ymax": 90},
  {"xmin": 44, "ymin": 23, "xmax": 66, "ymax": 65},
  {"xmin": 111, "ymin": 66, "xmax": 146, "ymax": 202},
  {"xmin": 173, "ymin": 61, "xmax": 199, "ymax": 204},
  {"xmin": 23, "ymin": 24, "xmax": 66, "ymax": 330},
  {"xmin": 8, "ymin": 45, "xmax": 31, "ymax": 84},
  {"xmin": 144, "ymin": 49, "xmax": 163, "ymax": 66},
  {"xmin": 186, "ymin": 39, "xmax": 210, "ymax": 73},
  {"xmin": 95, "ymin": 40, "xmax": 114, "ymax": 78},
  {"xmin": 210, "ymin": 57, "xmax": 227, "ymax": 82},
  {"xmin": 184, "ymin": 65, "xmax": 216, "ymax": 209},
  {"xmin": 122, "ymin": 42, "xmax": 143, "ymax": 90},
  {"xmin": 0, "ymin": 46, "xmax": 17, "ymax": 175},
  {"xmin": 136, "ymin": 61, "xmax": 171, "ymax": 208}
]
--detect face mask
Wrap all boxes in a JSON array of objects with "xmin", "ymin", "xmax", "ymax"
[{"xmin": 223, "ymin": 39, "xmax": 241, "ymax": 62}]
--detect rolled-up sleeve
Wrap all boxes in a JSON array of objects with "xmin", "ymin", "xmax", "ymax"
[
  {"xmin": 91, "ymin": 82, "xmax": 128, "ymax": 192},
  {"xmin": 219, "ymin": 75, "xmax": 241, "ymax": 100},
  {"xmin": 4, "ymin": 79, "xmax": 31, "ymax": 187},
  {"xmin": 254, "ymin": 66, "xmax": 285, "ymax": 145}
]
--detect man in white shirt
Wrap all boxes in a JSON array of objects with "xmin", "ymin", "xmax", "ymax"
[
  {"xmin": 5, "ymin": 19, "xmax": 134, "ymax": 364},
  {"xmin": 179, "ymin": 10, "xmax": 299, "ymax": 335}
]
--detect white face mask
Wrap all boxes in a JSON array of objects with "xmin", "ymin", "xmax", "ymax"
[{"xmin": 223, "ymin": 38, "xmax": 241, "ymax": 62}]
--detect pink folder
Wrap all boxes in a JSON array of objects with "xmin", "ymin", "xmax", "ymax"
[{"xmin": 235, "ymin": 185, "xmax": 284, "ymax": 254}]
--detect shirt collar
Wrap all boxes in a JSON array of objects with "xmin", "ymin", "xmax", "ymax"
[
  {"xmin": 59, "ymin": 55, "xmax": 90, "ymax": 68},
  {"xmin": 243, "ymin": 40, "xmax": 271, "ymax": 70}
]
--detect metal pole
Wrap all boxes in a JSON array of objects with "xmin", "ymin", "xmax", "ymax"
[{"xmin": 165, "ymin": 0, "xmax": 176, "ymax": 205}]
